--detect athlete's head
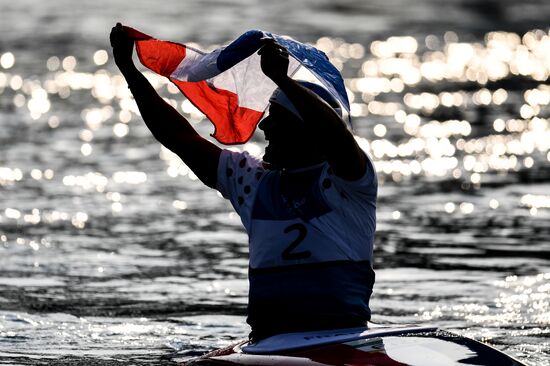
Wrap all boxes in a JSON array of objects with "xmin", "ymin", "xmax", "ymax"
[
  {"xmin": 259, "ymin": 82, "xmax": 342, "ymax": 170},
  {"xmin": 268, "ymin": 81, "xmax": 343, "ymax": 120}
]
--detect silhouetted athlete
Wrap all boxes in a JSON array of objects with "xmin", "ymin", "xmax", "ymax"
[{"xmin": 110, "ymin": 23, "xmax": 377, "ymax": 341}]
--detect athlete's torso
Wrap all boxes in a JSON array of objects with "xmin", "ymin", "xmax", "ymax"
[{"xmin": 216, "ymin": 150, "xmax": 377, "ymax": 339}]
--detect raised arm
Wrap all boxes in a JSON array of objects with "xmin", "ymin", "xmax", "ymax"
[
  {"xmin": 259, "ymin": 40, "xmax": 367, "ymax": 181},
  {"xmin": 110, "ymin": 23, "xmax": 221, "ymax": 188}
]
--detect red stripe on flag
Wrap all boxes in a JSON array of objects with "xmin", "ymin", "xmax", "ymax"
[
  {"xmin": 129, "ymin": 28, "xmax": 264, "ymax": 144},
  {"xmin": 135, "ymin": 39, "xmax": 186, "ymax": 76},
  {"xmin": 172, "ymin": 79, "xmax": 264, "ymax": 144}
]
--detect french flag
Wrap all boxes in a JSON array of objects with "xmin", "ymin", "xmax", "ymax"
[{"xmin": 125, "ymin": 27, "xmax": 350, "ymax": 145}]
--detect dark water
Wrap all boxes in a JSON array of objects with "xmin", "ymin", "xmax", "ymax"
[{"xmin": 1, "ymin": 1, "xmax": 550, "ymax": 365}]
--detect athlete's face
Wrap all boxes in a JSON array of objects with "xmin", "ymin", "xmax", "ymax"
[{"xmin": 259, "ymin": 104, "xmax": 322, "ymax": 169}]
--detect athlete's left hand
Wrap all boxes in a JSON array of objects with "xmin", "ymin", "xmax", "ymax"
[
  {"xmin": 110, "ymin": 22, "xmax": 135, "ymax": 71},
  {"xmin": 258, "ymin": 38, "xmax": 289, "ymax": 83}
]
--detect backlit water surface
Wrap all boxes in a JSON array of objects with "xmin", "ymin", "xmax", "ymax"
[{"xmin": 1, "ymin": 1, "xmax": 549, "ymax": 364}]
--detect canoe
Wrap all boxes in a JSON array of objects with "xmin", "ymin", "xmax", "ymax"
[{"xmin": 183, "ymin": 323, "xmax": 526, "ymax": 366}]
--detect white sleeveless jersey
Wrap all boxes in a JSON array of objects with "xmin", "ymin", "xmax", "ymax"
[{"xmin": 217, "ymin": 150, "xmax": 377, "ymax": 268}]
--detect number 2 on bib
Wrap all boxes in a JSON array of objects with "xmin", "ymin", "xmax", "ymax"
[{"xmin": 281, "ymin": 223, "xmax": 311, "ymax": 260}]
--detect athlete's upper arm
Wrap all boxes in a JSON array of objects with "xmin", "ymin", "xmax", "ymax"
[
  {"xmin": 326, "ymin": 126, "xmax": 368, "ymax": 182},
  {"xmin": 171, "ymin": 135, "xmax": 222, "ymax": 189}
]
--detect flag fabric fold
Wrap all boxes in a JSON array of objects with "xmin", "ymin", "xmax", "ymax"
[{"xmin": 125, "ymin": 26, "xmax": 350, "ymax": 145}]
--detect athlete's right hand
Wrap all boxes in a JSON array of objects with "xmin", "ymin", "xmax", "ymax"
[
  {"xmin": 110, "ymin": 23, "xmax": 134, "ymax": 70},
  {"xmin": 258, "ymin": 38, "xmax": 289, "ymax": 84}
]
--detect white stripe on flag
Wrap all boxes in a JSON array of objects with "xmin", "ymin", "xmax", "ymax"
[
  {"xmin": 171, "ymin": 48, "xmax": 301, "ymax": 111},
  {"xmin": 170, "ymin": 47, "xmax": 222, "ymax": 82}
]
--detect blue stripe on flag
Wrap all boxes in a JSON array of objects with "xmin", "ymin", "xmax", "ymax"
[
  {"xmin": 217, "ymin": 30, "xmax": 264, "ymax": 72},
  {"xmin": 217, "ymin": 30, "xmax": 351, "ymax": 126},
  {"xmin": 266, "ymin": 32, "xmax": 351, "ymax": 124}
]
